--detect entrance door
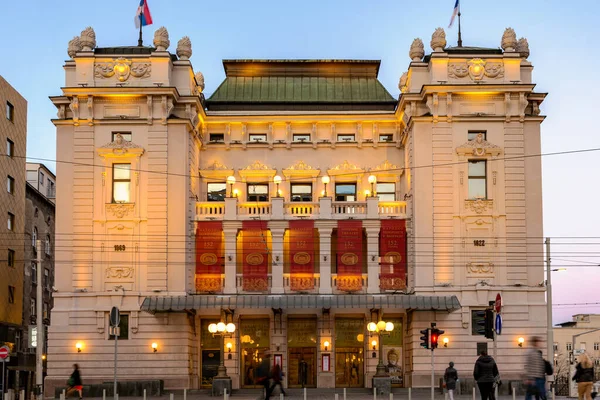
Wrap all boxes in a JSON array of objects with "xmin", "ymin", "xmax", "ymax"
[
  {"xmin": 201, "ymin": 350, "xmax": 221, "ymax": 386},
  {"xmin": 288, "ymin": 347, "xmax": 317, "ymax": 387},
  {"xmin": 241, "ymin": 347, "xmax": 269, "ymax": 388},
  {"xmin": 335, "ymin": 348, "xmax": 364, "ymax": 388}
]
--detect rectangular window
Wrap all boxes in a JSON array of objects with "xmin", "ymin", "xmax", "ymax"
[
  {"xmin": 335, "ymin": 183, "xmax": 356, "ymax": 201},
  {"xmin": 109, "ymin": 314, "xmax": 129, "ymax": 340},
  {"xmin": 112, "ymin": 132, "xmax": 132, "ymax": 142},
  {"xmin": 379, "ymin": 134, "xmax": 394, "ymax": 142},
  {"xmin": 293, "ymin": 134, "xmax": 311, "ymax": 143},
  {"xmin": 43, "ymin": 303, "xmax": 49, "ymax": 320},
  {"xmin": 291, "ymin": 183, "xmax": 312, "ymax": 202},
  {"xmin": 566, "ymin": 343, "xmax": 572, "ymax": 351},
  {"xmin": 39, "ymin": 171, "xmax": 44, "ymax": 186},
  {"xmin": 6, "ymin": 139, "xmax": 14, "ymax": 157},
  {"xmin": 44, "ymin": 269, "xmax": 50, "ymax": 290},
  {"xmin": 7, "ymin": 175, "xmax": 14, "ymax": 194},
  {"xmin": 207, "ymin": 182, "xmax": 226, "ymax": 202},
  {"xmin": 6, "ymin": 101, "xmax": 14, "ymax": 122},
  {"xmin": 468, "ymin": 160, "xmax": 487, "ymax": 199},
  {"xmin": 594, "ymin": 343, "xmax": 599, "ymax": 351},
  {"xmin": 45, "ymin": 236, "xmax": 51, "ymax": 255},
  {"xmin": 553, "ymin": 342, "xmax": 558, "ymax": 351},
  {"xmin": 249, "ymin": 134, "xmax": 267, "ymax": 143},
  {"xmin": 209, "ymin": 133, "xmax": 224, "ymax": 143},
  {"xmin": 376, "ymin": 183, "xmax": 395, "ymax": 201},
  {"xmin": 48, "ymin": 181, "xmax": 55, "ymax": 198},
  {"xmin": 112, "ymin": 164, "xmax": 131, "ymax": 203},
  {"xmin": 30, "ymin": 298, "xmax": 36, "ymax": 317},
  {"xmin": 31, "ymin": 262, "xmax": 37, "ymax": 284},
  {"xmin": 8, "ymin": 286, "xmax": 15, "ymax": 304},
  {"xmin": 247, "ymin": 183, "xmax": 269, "ymax": 202},
  {"xmin": 8, "ymin": 249, "xmax": 15, "ymax": 267},
  {"xmin": 337, "ymin": 134, "xmax": 355, "ymax": 142},
  {"xmin": 7, "ymin": 212, "xmax": 14, "ymax": 230},
  {"xmin": 468, "ymin": 131, "xmax": 486, "ymax": 141}
]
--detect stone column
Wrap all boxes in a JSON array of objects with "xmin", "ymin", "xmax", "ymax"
[
  {"xmin": 365, "ymin": 223, "xmax": 381, "ymax": 293},
  {"xmin": 223, "ymin": 223, "xmax": 238, "ymax": 294},
  {"xmin": 317, "ymin": 223, "xmax": 335, "ymax": 294},
  {"xmin": 269, "ymin": 223, "xmax": 286, "ymax": 294}
]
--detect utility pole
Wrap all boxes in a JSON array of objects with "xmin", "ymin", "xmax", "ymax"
[
  {"xmin": 36, "ymin": 239, "xmax": 44, "ymax": 400},
  {"xmin": 545, "ymin": 238, "xmax": 554, "ymax": 399}
]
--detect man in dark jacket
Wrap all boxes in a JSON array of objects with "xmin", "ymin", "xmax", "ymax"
[
  {"xmin": 474, "ymin": 351, "xmax": 499, "ymax": 400},
  {"xmin": 444, "ymin": 361, "xmax": 459, "ymax": 400},
  {"xmin": 256, "ymin": 353, "xmax": 272, "ymax": 400}
]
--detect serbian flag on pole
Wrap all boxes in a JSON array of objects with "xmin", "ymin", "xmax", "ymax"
[
  {"xmin": 135, "ymin": 0, "xmax": 153, "ymax": 28},
  {"xmin": 448, "ymin": 0, "xmax": 459, "ymax": 28}
]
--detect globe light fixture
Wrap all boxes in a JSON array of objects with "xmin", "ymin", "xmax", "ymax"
[
  {"xmin": 385, "ymin": 322, "xmax": 394, "ymax": 332},
  {"xmin": 75, "ymin": 342, "xmax": 83, "ymax": 353},
  {"xmin": 208, "ymin": 323, "xmax": 218, "ymax": 334},
  {"xmin": 518, "ymin": 337, "xmax": 525, "ymax": 347},
  {"xmin": 367, "ymin": 319, "xmax": 395, "ymax": 377},
  {"xmin": 371, "ymin": 340, "xmax": 377, "ymax": 350},
  {"xmin": 368, "ymin": 175, "xmax": 377, "ymax": 196},
  {"xmin": 152, "ymin": 342, "xmax": 158, "ymax": 353},
  {"xmin": 443, "ymin": 337, "xmax": 449, "ymax": 348},
  {"xmin": 377, "ymin": 321, "xmax": 386, "ymax": 331},
  {"xmin": 321, "ymin": 176, "xmax": 330, "ymax": 197},
  {"xmin": 226, "ymin": 323, "xmax": 236, "ymax": 333},
  {"xmin": 226, "ymin": 175, "xmax": 236, "ymax": 198},
  {"xmin": 324, "ymin": 340, "xmax": 330, "ymax": 351},
  {"xmin": 207, "ymin": 320, "xmax": 237, "ymax": 383},
  {"xmin": 367, "ymin": 322, "xmax": 377, "ymax": 332},
  {"xmin": 216, "ymin": 322, "xmax": 226, "ymax": 332},
  {"xmin": 274, "ymin": 175, "xmax": 282, "ymax": 198}
]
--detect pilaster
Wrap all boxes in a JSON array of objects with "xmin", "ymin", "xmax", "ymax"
[
  {"xmin": 223, "ymin": 223, "xmax": 239, "ymax": 294},
  {"xmin": 269, "ymin": 223, "xmax": 286, "ymax": 294},
  {"xmin": 316, "ymin": 223, "xmax": 335, "ymax": 294},
  {"xmin": 365, "ymin": 223, "xmax": 381, "ymax": 293}
]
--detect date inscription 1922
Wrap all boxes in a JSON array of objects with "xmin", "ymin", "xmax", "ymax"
[{"xmin": 473, "ymin": 240, "xmax": 486, "ymax": 247}]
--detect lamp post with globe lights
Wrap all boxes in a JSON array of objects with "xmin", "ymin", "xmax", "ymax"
[
  {"xmin": 367, "ymin": 320, "xmax": 394, "ymax": 377},
  {"xmin": 208, "ymin": 321, "xmax": 236, "ymax": 379},
  {"xmin": 226, "ymin": 176, "xmax": 236, "ymax": 198},
  {"xmin": 321, "ymin": 176, "xmax": 330, "ymax": 197}
]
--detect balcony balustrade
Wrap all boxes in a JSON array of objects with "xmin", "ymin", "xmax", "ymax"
[{"xmin": 195, "ymin": 197, "xmax": 407, "ymax": 221}]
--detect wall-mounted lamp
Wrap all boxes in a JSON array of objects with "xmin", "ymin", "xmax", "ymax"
[
  {"xmin": 368, "ymin": 175, "xmax": 377, "ymax": 197},
  {"xmin": 75, "ymin": 342, "xmax": 83, "ymax": 353},
  {"xmin": 371, "ymin": 340, "xmax": 378, "ymax": 350},
  {"xmin": 226, "ymin": 175, "xmax": 236, "ymax": 198},
  {"xmin": 151, "ymin": 342, "xmax": 158, "ymax": 353},
  {"xmin": 42, "ymin": 355, "xmax": 46, "ymax": 361},
  {"xmin": 321, "ymin": 176, "xmax": 330, "ymax": 197},
  {"xmin": 518, "ymin": 337, "xmax": 525, "ymax": 347},
  {"xmin": 324, "ymin": 340, "xmax": 330, "ymax": 351},
  {"xmin": 274, "ymin": 175, "xmax": 282, "ymax": 197},
  {"xmin": 233, "ymin": 188, "xmax": 239, "ymax": 198},
  {"xmin": 443, "ymin": 337, "xmax": 449, "ymax": 348},
  {"xmin": 364, "ymin": 190, "xmax": 371, "ymax": 198},
  {"xmin": 226, "ymin": 342, "xmax": 232, "ymax": 353}
]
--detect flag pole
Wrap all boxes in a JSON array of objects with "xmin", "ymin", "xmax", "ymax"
[
  {"xmin": 138, "ymin": 14, "xmax": 143, "ymax": 46},
  {"xmin": 457, "ymin": 1, "xmax": 463, "ymax": 47}
]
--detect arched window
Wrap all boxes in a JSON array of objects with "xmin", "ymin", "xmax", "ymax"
[
  {"xmin": 32, "ymin": 227, "xmax": 38, "ymax": 248},
  {"xmin": 45, "ymin": 235, "xmax": 51, "ymax": 255}
]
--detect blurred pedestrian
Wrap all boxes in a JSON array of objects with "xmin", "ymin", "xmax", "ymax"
[
  {"xmin": 573, "ymin": 353, "xmax": 595, "ymax": 400},
  {"xmin": 66, "ymin": 364, "xmax": 83, "ymax": 400},
  {"xmin": 270, "ymin": 361, "xmax": 286, "ymax": 397},
  {"xmin": 474, "ymin": 350, "xmax": 499, "ymax": 400},
  {"xmin": 524, "ymin": 336, "xmax": 546, "ymax": 400},
  {"xmin": 444, "ymin": 361, "xmax": 459, "ymax": 400},
  {"xmin": 256, "ymin": 352, "xmax": 272, "ymax": 400}
]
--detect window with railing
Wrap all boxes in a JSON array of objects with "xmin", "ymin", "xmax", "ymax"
[
  {"xmin": 209, "ymin": 133, "xmax": 224, "ymax": 143},
  {"xmin": 337, "ymin": 134, "xmax": 355, "ymax": 142},
  {"xmin": 468, "ymin": 160, "xmax": 487, "ymax": 199},
  {"xmin": 376, "ymin": 183, "xmax": 395, "ymax": 201},
  {"xmin": 249, "ymin": 134, "xmax": 267, "ymax": 143},
  {"xmin": 293, "ymin": 134, "xmax": 311, "ymax": 143},
  {"xmin": 291, "ymin": 183, "xmax": 312, "ymax": 202},
  {"xmin": 379, "ymin": 134, "xmax": 393, "ymax": 142},
  {"xmin": 335, "ymin": 183, "xmax": 356, "ymax": 201},
  {"xmin": 247, "ymin": 183, "xmax": 269, "ymax": 202},
  {"xmin": 207, "ymin": 182, "xmax": 226, "ymax": 202},
  {"xmin": 112, "ymin": 163, "xmax": 131, "ymax": 203}
]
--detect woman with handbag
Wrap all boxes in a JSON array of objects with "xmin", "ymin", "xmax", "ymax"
[
  {"xmin": 573, "ymin": 353, "xmax": 595, "ymax": 400},
  {"xmin": 66, "ymin": 364, "xmax": 83, "ymax": 400}
]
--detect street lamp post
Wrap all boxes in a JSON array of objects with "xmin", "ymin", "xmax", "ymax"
[
  {"xmin": 208, "ymin": 322, "xmax": 236, "ymax": 378},
  {"xmin": 367, "ymin": 320, "xmax": 394, "ymax": 377}
]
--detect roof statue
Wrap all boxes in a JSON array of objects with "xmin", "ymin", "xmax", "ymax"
[
  {"xmin": 79, "ymin": 27, "xmax": 96, "ymax": 51},
  {"xmin": 176, "ymin": 36, "xmax": 192, "ymax": 60},
  {"xmin": 501, "ymin": 27, "xmax": 517, "ymax": 52},
  {"xmin": 153, "ymin": 27, "xmax": 170, "ymax": 52},
  {"xmin": 430, "ymin": 28, "xmax": 447, "ymax": 52},
  {"xmin": 67, "ymin": 36, "xmax": 82, "ymax": 58},
  {"xmin": 398, "ymin": 71, "xmax": 408, "ymax": 93},
  {"xmin": 409, "ymin": 38, "xmax": 425, "ymax": 61},
  {"xmin": 195, "ymin": 71, "xmax": 205, "ymax": 93},
  {"xmin": 517, "ymin": 38, "xmax": 530, "ymax": 59}
]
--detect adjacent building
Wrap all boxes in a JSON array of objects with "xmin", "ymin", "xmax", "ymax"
[
  {"xmin": 0, "ymin": 75, "xmax": 27, "ymax": 392},
  {"xmin": 47, "ymin": 26, "xmax": 547, "ymax": 393},
  {"xmin": 26, "ymin": 163, "xmax": 56, "ymax": 205}
]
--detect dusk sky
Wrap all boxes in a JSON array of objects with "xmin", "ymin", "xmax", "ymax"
[{"xmin": 1, "ymin": 0, "xmax": 599, "ymax": 323}]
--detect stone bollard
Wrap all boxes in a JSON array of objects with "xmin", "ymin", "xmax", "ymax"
[
  {"xmin": 103, "ymin": 389, "xmax": 106, "ymax": 400},
  {"xmin": 335, "ymin": 394, "xmax": 339, "ymax": 400},
  {"xmin": 61, "ymin": 389, "xmax": 66, "ymax": 400},
  {"xmin": 374, "ymin": 386, "xmax": 377, "ymax": 400},
  {"xmin": 512, "ymin": 386, "xmax": 516, "ymax": 400},
  {"xmin": 223, "ymin": 388, "xmax": 227, "ymax": 400},
  {"xmin": 143, "ymin": 389, "xmax": 146, "ymax": 400},
  {"xmin": 170, "ymin": 394, "xmax": 173, "ymax": 400},
  {"xmin": 389, "ymin": 393, "xmax": 393, "ymax": 400},
  {"xmin": 408, "ymin": 388, "xmax": 412, "ymax": 400},
  {"xmin": 280, "ymin": 394, "xmax": 284, "ymax": 400},
  {"xmin": 184, "ymin": 388, "xmax": 187, "ymax": 400},
  {"xmin": 344, "ymin": 388, "xmax": 347, "ymax": 400},
  {"xmin": 472, "ymin": 387, "xmax": 476, "ymax": 400},
  {"xmin": 304, "ymin": 387, "xmax": 307, "ymax": 400}
]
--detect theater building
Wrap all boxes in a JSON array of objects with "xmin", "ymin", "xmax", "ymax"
[{"xmin": 47, "ymin": 26, "xmax": 547, "ymax": 393}]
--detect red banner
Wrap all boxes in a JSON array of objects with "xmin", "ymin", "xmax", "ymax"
[
  {"xmin": 195, "ymin": 221, "xmax": 223, "ymax": 292},
  {"xmin": 289, "ymin": 220, "xmax": 315, "ymax": 291},
  {"xmin": 242, "ymin": 220, "xmax": 269, "ymax": 292},
  {"xmin": 336, "ymin": 220, "xmax": 363, "ymax": 292},
  {"xmin": 379, "ymin": 219, "xmax": 407, "ymax": 290}
]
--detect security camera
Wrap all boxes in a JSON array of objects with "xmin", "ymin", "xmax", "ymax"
[{"xmin": 51, "ymin": 286, "xmax": 58, "ymax": 292}]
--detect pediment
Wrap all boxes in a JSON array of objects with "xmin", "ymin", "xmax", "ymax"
[
  {"xmin": 97, "ymin": 133, "xmax": 145, "ymax": 158},
  {"xmin": 369, "ymin": 160, "xmax": 403, "ymax": 180},
  {"xmin": 200, "ymin": 161, "xmax": 234, "ymax": 179},
  {"xmin": 239, "ymin": 160, "xmax": 276, "ymax": 182},
  {"xmin": 327, "ymin": 160, "xmax": 365, "ymax": 176},
  {"xmin": 456, "ymin": 134, "xmax": 502, "ymax": 157},
  {"xmin": 283, "ymin": 161, "xmax": 320, "ymax": 179}
]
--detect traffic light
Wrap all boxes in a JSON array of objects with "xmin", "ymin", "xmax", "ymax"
[
  {"xmin": 420, "ymin": 328, "xmax": 430, "ymax": 349},
  {"xmin": 474, "ymin": 310, "xmax": 486, "ymax": 335},
  {"xmin": 484, "ymin": 309, "xmax": 494, "ymax": 339},
  {"xmin": 430, "ymin": 327, "xmax": 445, "ymax": 349}
]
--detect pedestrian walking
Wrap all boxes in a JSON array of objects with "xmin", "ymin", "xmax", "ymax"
[
  {"xmin": 270, "ymin": 361, "xmax": 286, "ymax": 397},
  {"xmin": 474, "ymin": 351, "xmax": 499, "ymax": 400},
  {"xmin": 66, "ymin": 364, "xmax": 83, "ymax": 400},
  {"xmin": 573, "ymin": 353, "xmax": 595, "ymax": 400},
  {"xmin": 256, "ymin": 352, "xmax": 272, "ymax": 400},
  {"xmin": 444, "ymin": 361, "xmax": 459, "ymax": 400},
  {"xmin": 524, "ymin": 336, "xmax": 547, "ymax": 400}
]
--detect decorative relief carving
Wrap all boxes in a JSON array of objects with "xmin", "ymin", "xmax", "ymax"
[
  {"xmin": 371, "ymin": 160, "xmax": 398, "ymax": 172},
  {"xmin": 430, "ymin": 27, "xmax": 447, "ymax": 52},
  {"xmin": 105, "ymin": 203, "xmax": 135, "ymax": 218},
  {"xmin": 176, "ymin": 36, "xmax": 192, "ymax": 60},
  {"xmin": 287, "ymin": 160, "xmax": 316, "ymax": 170},
  {"xmin": 243, "ymin": 160, "xmax": 271, "ymax": 170},
  {"xmin": 100, "ymin": 133, "xmax": 143, "ymax": 151},
  {"xmin": 456, "ymin": 133, "xmax": 502, "ymax": 157},
  {"xmin": 79, "ymin": 27, "xmax": 96, "ymax": 51},
  {"xmin": 517, "ymin": 37, "xmax": 530, "ymax": 58},
  {"xmin": 94, "ymin": 58, "xmax": 151, "ymax": 82},
  {"xmin": 467, "ymin": 262, "xmax": 494, "ymax": 274},
  {"xmin": 464, "ymin": 199, "xmax": 493, "ymax": 214},
  {"xmin": 398, "ymin": 71, "xmax": 408, "ymax": 93},
  {"xmin": 206, "ymin": 161, "xmax": 230, "ymax": 170},
  {"xmin": 195, "ymin": 71, "xmax": 205, "ymax": 93},
  {"xmin": 153, "ymin": 26, "xmax": 170, "ymax": 51},
  {"xmin": 331, "ymin": 160, "xmax": 361, "ymax": 171},
  {"xmin": 67, "ymin": 36, "xmax": 82, "ymax": 58},
  {"xmin": 448, "ymin": 58, "xmax": 504, "ymax": 81},
  {"xmin": 57, "ymin": 105, "xmax": 66, "ymax": 119},
  {"xmin": 147, "ymin": 95, "xmax": 153, "ymax": 125},
  {"xmin": 106, "ymin": 267, "xmax": 134, "ymax": 279},
  {"xmin": 69, "ymin": 97, "xmax": 80, "ymax": 126},
  {"xmin": 87, "ymin": 96, "xmax": 93, "ymax": 125},
  {"xmin": 501, "ymin": 27, "xmax": 517, "ymax": 52}
]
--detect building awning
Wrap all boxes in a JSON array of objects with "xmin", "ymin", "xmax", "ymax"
[{"xmin": 140, "ymin": 294, "xmax": 460, "ymax": 314}]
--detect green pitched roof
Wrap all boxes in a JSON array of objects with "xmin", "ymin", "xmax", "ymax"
[{"xmin": 206, "ymin": 60, "xmax": 396, "ymax": 111}]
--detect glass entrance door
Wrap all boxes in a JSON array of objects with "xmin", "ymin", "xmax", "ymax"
[
  {"xmin": 335, "ymin": 348, "xmax": 364, "ymax": 387},
  {"xmin": 242, "ymin": 347, "xmax": 269, "ymax": 387},
  {"xmin": 288, "ymin": 347, "xmax": 317, "ymax": 387}
]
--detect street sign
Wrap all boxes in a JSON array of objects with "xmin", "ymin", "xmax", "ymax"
[
  {"xmin": 29, "ymin": 326, "xmax": 38, "ymax": 348},
  {"xmin": 495, "ymin": 293, "xmax": 502, "ymax": 313},
  {"xmin": 110, "ymin": 307, "xmax": 120, "ymax": 327},
  {"xmin": 495, "ymin": 313, "xmax": 502, "ymax": 335},
  {"xmin": 0, "ymin": 346, "xmax": 9, "ymax": 360},
  {"xmin": 573, "ymin": 349, "xmax": 585, "ymax": 356}
]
